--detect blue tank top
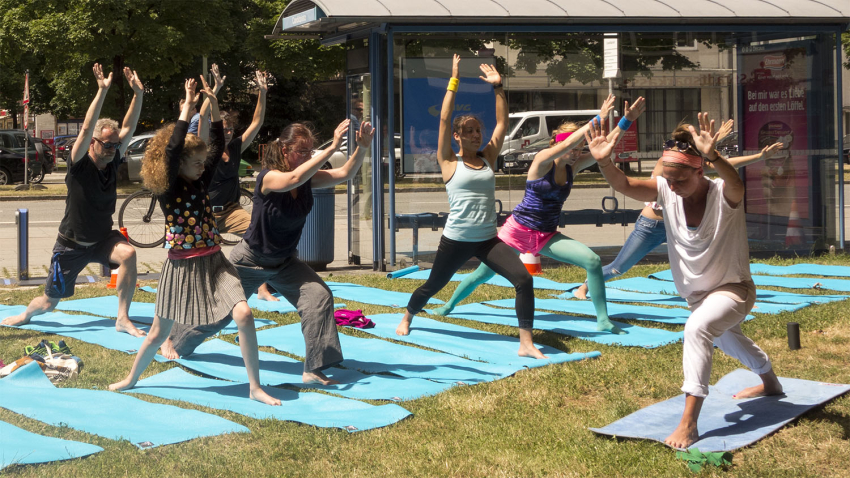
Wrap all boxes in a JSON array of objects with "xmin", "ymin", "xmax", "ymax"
[
  {"xmin": 511, "ymin": 164, "xmax": 573, "ymax": 232},
  {"xmin": 442, "ymin": 155, "xmax": 497, "ymax": 242}
]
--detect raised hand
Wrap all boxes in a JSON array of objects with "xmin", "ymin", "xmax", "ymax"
[
  {"xmin": 356, "ymin": 121, "xmax": 375, "ymax": 148},
  {"xmin": 584, "ymin": 118, "xmax": 615, "ymax": 161},
  {"xmin": 123, "ymin": 68, "xmax": 143, "ymax": 94},
  {"xmin": 199, "ymin": 74, "xmax": 216, "ymax": 101},
  {"xmin": 332, "ymin": 119, "xmax": 351, "ymax": 148},
  {"xmin": 760, "ymin": 142, "xmax": 784, "ymax": 160},
  {"xmin": 451, "ymin": 54, "xmax": 461, "ymax": 79},
  {"xmin": 599, "ymin": 94, "xmax": 616, "ymax": 119},
  {"xmin": 210, "ymin": 63, "xmax": 226, "ymax": 94},
  {"xmin": 255, "ymin": 70, "xmax": 270, "ymax": 94},
  {"xmin": 717, "ymin": 118, "xmax": 734, "ymax": 142},
  {"xmin": 478, "ymin": 63, "xmax": 501, "ymax": 85},
  {"xmin": 184, "ymin": 78, "xmax": 200, "ymax": 106},
  {"xmin": 688, "ymin": 112, "xmax": 720, "ymax": 156},
  {"xmin": 624, "ymin": 96, "xmax": 646, "ymax": 121},
  {"xmin": 93, "ymin": 63, "xmax": 112, "ymax": 90}
]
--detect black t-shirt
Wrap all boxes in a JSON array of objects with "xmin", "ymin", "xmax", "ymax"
[
  {"xmin": 243, "ymin": 169, "xmax": 314, "ymax": 259},
  {"xmin": 208, "ymin": 137, "xmax": 243, "ymax": 208},
  {"xmin": 58, "ymin": 150, "xmax": 122, "ymax": 243}
]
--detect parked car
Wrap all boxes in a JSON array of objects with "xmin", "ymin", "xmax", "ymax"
[
  {"xmin": 501, "ymin": 110, "xmax": 602, "ymax": 156},
  {"xmin": 53, "ymin": 135, "xmax": 78, "ymax": 162},
  {"xmin": 499, "ymin": 137, "xmax": 591, "ymax": 174},
  {"xmin": 0, "ymin": 129, "xmax": 55, "ymax": 183},
  {"xmin": 716, "ymin": 130, "xmax": 739, "ymax": 156},
  {"xmin": 120, "ymin": 133, "xmax": 254, "ymax": 182},
  {"xmin": 315, "ymin": 134, "xmax": 402, "ymax": 171}
]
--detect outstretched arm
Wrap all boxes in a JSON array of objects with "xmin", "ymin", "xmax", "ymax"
[
  {"xmin": 436, "ymin": 54, "xmax": 460, "ymax": 165},
  {"xmin": 240, "ymin": 70, "xmax": 269, "ymax": 151},
  {"xmin": 261, "ymin": 119, "xmax": 350, "ymax": 194},
  {"xmin": 118, "ymin": 68, "xmax": 144, "ymax": 157},
  {"xmin": 691, "ymin": 112, "xmax": 743, "ymax": 206},
  {"xmin": 574, "ymin": 96, "xmax": 646, "ymax": 173},
  {"xmin": 707, "ymin": 142, "xmax": 783, "ymax": 170},
  {"xmin": 198, "ymin": 64, "xmax": 225, "ymax": 142},
  {"xmin": 313, "ymin": 121, "xmax": 375, "ymax": 188},
  {"xmin": 585, "ymin": 118, "xmax": 657, "ymax": 202},
  {"xmin": 480, "ymin": 63, "xmax": 507, "ymax": 165},
  {"xmin": 70, "ymin": 63, "xmax": 112, "ymax": 164}
]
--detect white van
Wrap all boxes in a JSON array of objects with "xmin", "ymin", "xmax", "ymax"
[{"xmin": 502, "ymin": 110, "xmax": 603, "ymax": 156}]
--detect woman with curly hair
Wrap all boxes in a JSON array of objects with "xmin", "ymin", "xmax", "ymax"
[
  {"xmin": 229, "ymin": 118, "xmax": 373, "ymax": 385},
  {"xmin": 110, "ymin": 77, "xmax": 280, "ymax": 406}
]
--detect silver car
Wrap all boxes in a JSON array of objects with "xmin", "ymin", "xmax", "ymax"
[
  {"xmin": 120, "ymin": 133, "xmax": 156, "ymax": 182},
  {"xmin": 315, "ymin": 134, "xmax": 401, "ymax": 170}
]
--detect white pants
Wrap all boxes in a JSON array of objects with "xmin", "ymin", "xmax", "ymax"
[{"xmin": 682, "ymin": 291, "xmax": 772, "ymax": 397}]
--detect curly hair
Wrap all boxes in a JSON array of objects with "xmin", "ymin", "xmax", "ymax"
[
  {"xmin": 140, "ymin": 123, "xmax": 207, "ymax": 195},
  {"xmin": 548, "ymin": 121, "xmax": 580, "ymax": 147},
  {"xmin": 262, "ymin": 123, "xmax": 315, "ymax": 172}
]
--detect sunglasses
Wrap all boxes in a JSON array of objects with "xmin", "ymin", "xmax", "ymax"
[
  {"xmin": 663, "ymin": 139, "xmax": 693, "ymax": 152},
  {"xmin": 94, "ymin": 138, "xmax": 122, "ymax": 150}
]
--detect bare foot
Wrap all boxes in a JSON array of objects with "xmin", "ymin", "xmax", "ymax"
[
  {"xmin": 573, "ymin": 283, "xmax": 589, "ymax": 300},
  {"xmin": 665, "ymin": 421, "xmax": 699, "ymax": 449},
  {"xmin": 257, "ymin": 284, "xmax": 279, "ymax": 302},
  {"xmin": 109, "ymin": 377, "xmax": 137, "ymax": 392},
  {"xmin": 396, "ymin": 315, "xmax": 413, "ymax": 336},
  {"xmin": 115, "ymin": 317, "xmax": 147, "ymax": 337},
  {"xmin": 1, "ymin": 313, "xmax": 31, "ymax": 327},
  {"xmin": 303, "ymin": 370, "xmax": 340, "ymax": 385},
  {"xmin": 249, "ymin": 386, "xmax": 281, "ymax": 406},
  {"xmin": 597, "ymin": 318, "xmax": 627, "ymax": 335},
  {"xmin": 734, "ymin": 374, "xmax": 783, "ymax": 399},
  {"xmin": 518, "ymin": 343, "xmax": 549, "ymax": 359},
  {"xmin": 160, "ymin": 338, "xmax": 179, "ymax": 360}
]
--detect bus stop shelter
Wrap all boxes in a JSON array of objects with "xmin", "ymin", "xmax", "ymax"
[{"xmin": 271, "ymin": 0, "xmax": 850, "ymax": 271}]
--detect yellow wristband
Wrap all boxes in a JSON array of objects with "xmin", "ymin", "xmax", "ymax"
[{"xmin": 447, "ymin": 77, "xmax": 459, "ymax": 92}]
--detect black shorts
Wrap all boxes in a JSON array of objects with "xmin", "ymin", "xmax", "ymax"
[{"xmin": 44, "ymin": 231, "xmax": 128, "ymax": 299}]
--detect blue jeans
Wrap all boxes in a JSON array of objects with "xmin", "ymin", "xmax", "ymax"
[{"xmin": 601, "ymin": 214, "xmax": 667, "ymax": 281}]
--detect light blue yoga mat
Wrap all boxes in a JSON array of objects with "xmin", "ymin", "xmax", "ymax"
[
  {"xmin": 0, "ymin": 306, "xmax": 148, "ymax": 354},
  {"xmin": 155, "ymin": 338, "xmax": 455, "ymax": 401},
  {"xmin": 139, "ymin": 288, "xmax": 346, "ymax": 315},
  {"xmin": 0, "ymin": 420, "xmax": 103, "ymax": 470},
  {"xmin": 650, "ymin": 269, "xmax": 850, "ymax": 293},
  {"xmin": 433, "ymin": 303, "xmax": 683, "ymax": 349},
  {"xmin": 399, "ymin": 269, "xmax": 582, "ymax": 291},
  {"xmin": 55, "ymin": 296, "xmax": 277, "ymax": 333},
  {"xmin": 485, "ymin": 298, "xmax": 707, "ymax": 325},
  {"xmin": 325, "ymin": 281, "xmax": 443, "ymax": 307},
  {"xmin": 257, "ymin": 324, "xmax": 519, "ymax": 384},
  {"xmin": 552, "ymin": 289, "xmax": 811, "ymax": 315},
  {"xmin": 748, "ymin": 263, "xmax": 850, "ymax": 278},
  {"xmin": 128, "ymin": 368, "xmax": 411, "ymax": 432},
  {"xmin": 360, "ymin": 312, "xmax": 602, "ymax": 365},
  {"xmin": 604, "ymin": 277, "xmax": 848, "ymax": 305},
  {"xmin": 590, "ymin": 369, "xmax": 850, "ymax": 452},
  {"xmin": 0, "ymin": 362, "xmax": 248, "ymax": 448}
]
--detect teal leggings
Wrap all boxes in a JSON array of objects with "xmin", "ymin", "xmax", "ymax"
[{"xmin": 433, "ymin": 233, "xmax": 609, "ymax": 321}]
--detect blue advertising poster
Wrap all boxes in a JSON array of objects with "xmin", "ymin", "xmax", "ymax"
[{"xmin": 402, "ymin": 75, "xmax": 496, "ymax": 174}]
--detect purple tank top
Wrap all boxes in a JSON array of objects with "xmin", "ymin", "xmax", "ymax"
[{"xmin": 511, "ymin": 164, "xmax": 573, "ymax": 232}]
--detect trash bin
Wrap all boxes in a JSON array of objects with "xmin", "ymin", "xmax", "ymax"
[{"xmin": 296, "ymin": 187, "xmax": 335, "ymax": 271}]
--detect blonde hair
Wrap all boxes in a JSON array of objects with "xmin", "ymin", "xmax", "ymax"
[
  {"xmin": 141, "ymin": 123, "xmax": 207, "ymax": 194},
  {"xmin": 263, "ymin": 123, "xmax": 315, "ymax": 172},
  {"xmin": 93, "ymin": 118, "xmax": 119, "ymax": 139},
  {"xmin": 549, "ymin": 121, "xmax": 580, "ymax": 147}
]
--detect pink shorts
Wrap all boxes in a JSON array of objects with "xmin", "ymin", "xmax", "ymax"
[{"xmin": 497, "ymin": 215, "xmax": 558, "ymax": 256}]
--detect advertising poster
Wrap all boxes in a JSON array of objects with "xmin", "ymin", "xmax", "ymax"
[
  {"xmin": 402, "ymin": 58, "xmax": 497, "ymax": 174},
  {"xmin": 739, "ymin": 40, "xmax": 812, "ymax": 245}
]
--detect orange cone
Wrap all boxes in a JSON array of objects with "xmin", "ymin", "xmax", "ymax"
[
  {"xmin": 520, "ymin": 252, "xmax": 542, "ymax": 275},
  {"xmin": 107, "ymin": 227, "xmax": 133, "ymax": 289},
  {"xmin": 785, "ymin": 202, "xmax": 803, "ymax": 248}
]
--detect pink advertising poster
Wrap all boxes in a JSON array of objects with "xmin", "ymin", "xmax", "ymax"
[{"xmin": 740, "ymin": 40, "xmax": 811, "ymax": 233}]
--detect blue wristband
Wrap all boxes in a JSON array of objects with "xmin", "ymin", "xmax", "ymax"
[
  {"xmin": 590, "ymin": 115, "xmax": 603, "ymax": 126},
  {"xmin": 618, "ymin": 117, "xmax": 633, "ymax": 130}
]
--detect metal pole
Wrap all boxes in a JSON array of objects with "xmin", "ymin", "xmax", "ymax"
[
  {"xmin": 23, "ymin": 131, "xmax": 29, "ymax": 187},
  {"xmin": 387, "ymin": 28, "xmax": 397, "ymax": 266},
  {"xmin": 835, "ymin": 29, "xmax": 845, "ymax": 250},
  {"xmin": 16, "ymin": 209, "xmax": 28, "ymax": 281}
]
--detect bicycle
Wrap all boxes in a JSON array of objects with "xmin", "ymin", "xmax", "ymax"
[{"xmin": 118, "ymin": 187, "xmax": 253, "ymax": 248}]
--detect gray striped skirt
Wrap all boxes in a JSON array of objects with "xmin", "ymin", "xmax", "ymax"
[{"xmin": 155, "ymin": 250, "xmax": 245, "ymax": 326}]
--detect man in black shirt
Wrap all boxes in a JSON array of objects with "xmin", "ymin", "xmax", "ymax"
[{"xmin": 3, "ymin": 64, "xmax": 146, "ymax": 337}]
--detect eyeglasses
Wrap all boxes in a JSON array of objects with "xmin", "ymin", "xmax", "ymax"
[
  {"xmin": 94, "ymin": 138, "xmax": 122, "ymax": 150},
  {"xmin": 663, "ymin": 139, "xmax": 692, "ymax": 152}
]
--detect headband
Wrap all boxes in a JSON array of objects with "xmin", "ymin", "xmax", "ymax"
[
  {"xmin": 662, "ymin": 150, "xmax": 703, "ymax": 169},
  {"xmin": 554, "ymin": 132, "xmax": 573, "ymax": 143}
]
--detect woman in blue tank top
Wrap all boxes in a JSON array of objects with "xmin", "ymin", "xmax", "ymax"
[
  {"xmin": 430, "ymin": 96, "xmax": 646, "ymax": 336},
  {"xmin": 396, "ymin": 54, "xmax": 546, "ymax": 359}
]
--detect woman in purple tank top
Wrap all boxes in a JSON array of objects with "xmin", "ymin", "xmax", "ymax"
[{"xmin": 431, "ymin": 95, "xmax": 646, "ymax": 335}]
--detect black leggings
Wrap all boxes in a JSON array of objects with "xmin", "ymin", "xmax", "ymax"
[{"xmin": 406, "ymin": 236, "xmax": 535, "ymax": 329}]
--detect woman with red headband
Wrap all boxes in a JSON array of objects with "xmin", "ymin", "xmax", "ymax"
[
  {"xmin": 585, "ymin": 112, "xmax": 782, "ymax": 450},
  {"xmin": 431, "ymin": 95, "xmax": 645, "ymax": 336}
]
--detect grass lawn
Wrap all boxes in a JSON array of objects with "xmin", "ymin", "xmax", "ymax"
[{"xmin": 1, "ymin": 255, "xmax": 849, "ymax": 477}]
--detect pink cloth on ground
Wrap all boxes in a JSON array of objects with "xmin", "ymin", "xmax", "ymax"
[{"xmin": 497, "ymin": 215, "xmax": 557, "ymax": 256}]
